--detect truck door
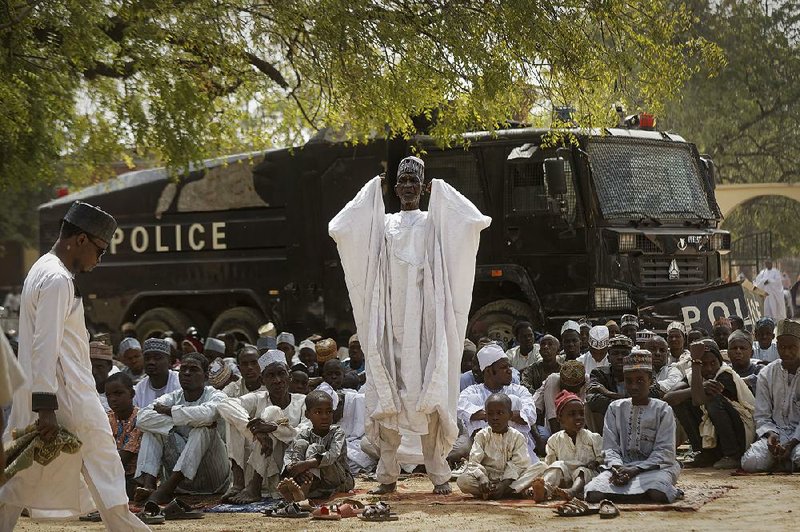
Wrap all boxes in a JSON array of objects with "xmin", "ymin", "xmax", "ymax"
[{"xmin": 501, "ymin": 144, "xmax": 589, "ymax": 317}]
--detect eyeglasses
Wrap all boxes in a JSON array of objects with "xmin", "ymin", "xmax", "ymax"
[{"xmin": 86, "ymin": 235, "xmax": 108, "ymax": 258}]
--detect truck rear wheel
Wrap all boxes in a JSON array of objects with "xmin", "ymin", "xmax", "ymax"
[
  {"xmin": 208, "ymin": 306, "xmax": 266, "ymax": 345},
  {"xmin": 467, "ymin": 299, "xmax": 536, "ymax": 347},
  {"xmin": 135, "ymin": 307, "xmax": 192, "ymax": 341}
]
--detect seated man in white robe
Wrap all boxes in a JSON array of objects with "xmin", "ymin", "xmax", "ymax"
[
  {"xmin": 458, "ymin": 344, "xmax": 540, "ymax": 463},
  {"xmin": 741, "ymin": 319, "xmax": 800, "ymax": 472},
  {"xmin": 135, "ymin": 353, "xmax": 230, "ymax": 504},
  {"xmin": 216, "ymin": 350, "xmax": 306, "ymax": 503}
]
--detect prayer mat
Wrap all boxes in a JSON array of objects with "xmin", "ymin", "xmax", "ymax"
[
  {"xmin": 382, "ymin": 484, "xmax": 733, "ymax": 512},
  {"xmin": 129, "ymin": 494, "xmax": 222, "ymax": 513},
  {"xmin": 1, "ymin": 424, "xmax": 81, "ymax": 485},
  {"xmin": 206, "ymin": 498, "xmax": 280, "ymax": 513}
]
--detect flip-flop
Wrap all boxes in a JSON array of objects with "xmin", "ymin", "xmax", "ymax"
[
  {"xmin": 338, "ymin": 499, "xmax": 365, "ymax": 518},
  {"xmin": 554, "ymin": 498, "xmax": 598, "ymax": 517},
  {"xmin": 358, "ymin": 501, "xmax": 399, "ymax": 522},
  {"xmin": 266, "ymin": 502, "xmax": 310, "ymax": 518},
  {"xmin": 136, "ymin": 500, "xmax": 166, "ymax": 525},
  {"xmin": 599, "ymin": 499, "xmax": 620, "ymax": 519},
  {"xmin": 79, "ymin": 511, "xmax": 101, "ymax": 522},
  {"xmin": 312, "ymin": 505, "xmax": 342, "ymax": 521},
  {"xmin": 163, "ymin": 498, "xmax": 204, "ymax": 520}
]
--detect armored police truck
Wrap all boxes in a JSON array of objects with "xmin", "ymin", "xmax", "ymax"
[{"xmin": 39, "ymin": 123, "xmax": 730, "ymax": 345}]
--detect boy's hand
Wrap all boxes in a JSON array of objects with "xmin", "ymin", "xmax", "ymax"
[
  {"xmin": 490, "ymin": 479, "xmax": 512, "ymax": 499},
  {"xmin": 779, "ymin": 439, "xmax": 799, "ymax": 461},
  {"xmin": 611, "ymin": 465, "xmax": 638, "ymax": 485},
  {"xmin": 766, "ymin": 432, "xmax": 783, "ymax": 457},
  {"xmin": 296, "ymin": 471, "xmax": 314, "ymax": 485},
  {"xmin": 510, "ymin": 411, "xmax": 525, "ymax": 425},
  {"xmin": 478, "ymin": 479, "xmax": 492, "ymax": 499}
]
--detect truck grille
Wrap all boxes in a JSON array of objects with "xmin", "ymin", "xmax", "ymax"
[{"xmin": 639, "ymin": 256, "xmax": 706, "ymax": 288}]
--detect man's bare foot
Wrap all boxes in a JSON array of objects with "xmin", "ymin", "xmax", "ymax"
[
  {"xmin": 230, "ymin": 482, "xmax": 262, "ymax": 504},
  {"xmin": 433, "ymin": 482, "xmax": 452, "ymax": 495},
  {"xmin": 147, "ymin": 488, "xmax": 173, "ymax": 505},
  {"xmin": 220, "ymin": 484, "xmax": 243, "ymax": 503},
  {"xmin": 531, "ymin": 477, "xmax": 547, "ymax": 502},
  {"xmin": 368, "ymin": 482, "xmax": 397, "ymax": 495},
  {"xmin": 277, "ymin": 478, "xmax": 305, "ymax": 502}
]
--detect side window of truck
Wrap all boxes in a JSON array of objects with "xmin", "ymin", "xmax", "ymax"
[
  {"xmin": 424, "ymin": 151, "xmax": 485, "ymax": 212},
  {"xmin": 505, "ymin": 144, "xmax": 577, "ymax": 224}
]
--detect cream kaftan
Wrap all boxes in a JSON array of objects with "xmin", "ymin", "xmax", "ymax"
[{"xmin": 329, "ymin": 176, "xmax": 490, "ymax": 484}]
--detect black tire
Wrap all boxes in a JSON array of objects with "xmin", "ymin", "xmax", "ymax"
[
  {"xmin": 208, "ymin": 306, "xmax": 266, "ymax": 345},
  {"xmin": 135, "ymin": 307, "xmax": 192, "ymax": 341},
  {"xmin": 467, "ymin": 299, "xmax": 537, "ymax": 347}
]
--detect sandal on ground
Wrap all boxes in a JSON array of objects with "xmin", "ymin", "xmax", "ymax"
[
  {"xmin": 358, "ymin": 501, "xmax": 398, "ymax": 522},
  {"xmin": 554, "ymin": 498, "xmax": 597, "ymax": 517},
  {"xmin": 266, "ymin": 502, "xmax": 310, "ymax": 518},
  {"xmin": 338, "ymin": 499, "xmax": 365, "ymax": 518},
  {"xmin": 79, "ymin": 511, "xmax": 101, "ymax": 522},
  {"xmin": 136, "ymin": 500, "xmax": 166, "ymax": 525},
  {"xmin": 598, "ymin": 499, "xmax": 620, "ymax": 519},
  {"xmin": 312, "ymin": 505, "xmax": 342, "ymax": 520},
  {"xmin": 163, "ymin": 498, "xmax": 204, "ymax": 520}
]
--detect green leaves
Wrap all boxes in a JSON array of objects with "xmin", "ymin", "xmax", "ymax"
[{"xmin": 0, "ymin": 1, "xmax": 720, "ymax": 190}]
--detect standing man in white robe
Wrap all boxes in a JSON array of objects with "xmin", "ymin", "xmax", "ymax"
[
  {"xmin": 329, "ymin": 155, "xmax": 491, "ymax": 494},
  {"xmin": 0, "ymin": 201, "xmax": 149, "ymax": 531},
  {"xmin": 755, "ymin": 260, "xmax": 787, "ymax": 320}
]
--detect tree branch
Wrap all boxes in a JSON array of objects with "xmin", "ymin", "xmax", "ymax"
[
  {"xmin": 0, "ymin": 0, "xmax": 42, "ymax": 31},
  {"xmin": 245, "ymin": 51, "xmax": 289, "ymax": 89}
]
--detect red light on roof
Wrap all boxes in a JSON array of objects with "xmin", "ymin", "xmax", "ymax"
[
  {"xmin": 55, "ymin": 186, "xmax": 69, "ymax": 198},
  {"xmin": 490, "ymin": 269, "xmax": 503, "ymax": 278},
  {"xmin": 639, "ymin": 113, "xmax": 655, "ymax": 129}
]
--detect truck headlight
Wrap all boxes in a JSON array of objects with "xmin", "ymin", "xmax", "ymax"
[
  {"xmin": 593, "ymin": 287, "xmax": 633, "ymax": 311},
  {"xmin": 618, "ymin": 234, "xmax": 636, "ymax": 252}
]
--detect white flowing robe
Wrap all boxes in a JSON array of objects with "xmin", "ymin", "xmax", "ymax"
[
  {"xmin": 0, "ymin": 254, "xmax": 129, "ymax": 517},
  {"xmin": 755, "ymin": 267, "xmax": 786, "ymax": 320},
  {"xmin": 329, "ymin": 176, "xmax": 490, "ymax": 457}
]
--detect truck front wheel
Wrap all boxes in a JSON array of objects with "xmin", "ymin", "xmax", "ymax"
[
  {"xmin": 134, "ymin": 307, "xmax": 192, "ymax": 341},
  {"xmin": 467, "ymin": 299, "xmax": 537, "ymax": 347},
  {"xmin": 208, "ymin": 306, "xmax": 266, "ymax": 345}
]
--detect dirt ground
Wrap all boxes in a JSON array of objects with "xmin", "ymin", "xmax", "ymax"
[{"xmin": 12, "ymin": 469, "xmax": 799, "ymax": 531}]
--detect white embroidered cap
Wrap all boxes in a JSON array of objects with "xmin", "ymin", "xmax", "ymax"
[
  {"xmin": 258, "ymin": 349, "xmax": 287, "ymax": 371},
  {"xmin": 477, "ymin": 343, "xmax": 507, "ymax": 371}
]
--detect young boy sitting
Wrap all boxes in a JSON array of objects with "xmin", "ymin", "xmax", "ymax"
[
  {"xmin": 456, "ymin": 393, "xmax": 544, "ymax": 499},
  {"xmin": 583, "ymin": 350, "xmax": 681, "ymax": 503},
  {"xmin": 278, "ymin": 390, "xmax": 355, "ymax": 501},
  {"xmin": 531, "ymin": 390, "xmax": 602, "ymax": 502},
  {"xmin": 105, "ymin": 372, "xmax": 143, "ymax": 499},
  {"xmin": 289, "ymin": 370, "xmax": 310, "ymax": 395}
]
